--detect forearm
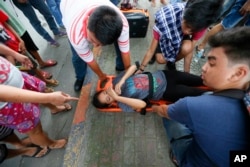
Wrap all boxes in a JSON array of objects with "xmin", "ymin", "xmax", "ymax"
[
  {"xmin": 120, "ymin": 65, "xmax": 137, "ymax": 82},
  {"xmin": 121, "ymin": 52, "xmax": 131, "ymax": 70},
  {"xmin": 115, "ymin": 95, "xmax": 146, "ymax": 110},
  {"xmin": 0, "ymin": 85, "xmax": 53, "ymax": 104},
  {"xmin": 140, "ymin": 38, "xmax": 158, "ymax": 71},
  {"xmin": 87, "ymin": 60, "xmax": 106, "ymax": 80},
  {"xmin": 4, "ymin": 23, "xmax": 23, "ymax": 44},
  {"xmin": 0, "ymin": 44, "xmax": 20, "ymax": 58}
]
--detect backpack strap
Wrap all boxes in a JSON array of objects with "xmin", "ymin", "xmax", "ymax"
[
  {"xmin": 213, "ymin": 89, "xmax": 250, "ymax": 116},
  {"xmin": 140, "ymin": 72, "xmax": 154, "ymax": 115},
  {"xmin": 213, "ymin": 89, "xmax": 244, "ymax": 99}
]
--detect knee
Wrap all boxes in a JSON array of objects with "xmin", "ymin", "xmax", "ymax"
[
  {"xmin": 180, "ymin": 40, "xmax": 193, "ymax": 56},
  {"xmin": 155, "ymin": 53, "xmax": 167, "ymax": 64}
]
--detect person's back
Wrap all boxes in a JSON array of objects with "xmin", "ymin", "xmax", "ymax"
[{"xmin": 170, "ymin": 94, "xmax": 250, "ymax": 166}]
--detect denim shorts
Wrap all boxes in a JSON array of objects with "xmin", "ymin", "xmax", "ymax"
[{"xmin": 222, "ymin": 0, "xmax": 250, "ymax": 29}]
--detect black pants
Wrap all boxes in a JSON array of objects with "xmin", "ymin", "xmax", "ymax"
[{"xmin": 162, "ymin": 71, "xmax": 207, "ymax": 102}]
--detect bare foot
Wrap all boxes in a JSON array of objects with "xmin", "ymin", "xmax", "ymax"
[
  {"xmin": 51, "ymin": 103, "xmax": 72, "ymax": 114},
  {"xmin": 48, "ymin": 139, "xmax": 68, "ymax": 149}
]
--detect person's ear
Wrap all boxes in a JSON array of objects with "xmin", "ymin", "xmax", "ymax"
[{"xmin": 230, "ymin": 65, "xmax": 248, "ymax": 82}]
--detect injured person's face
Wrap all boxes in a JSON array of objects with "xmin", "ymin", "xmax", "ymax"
[{"xmin": 98, "ymin": 90, "xmax": 115, "ymax": 105}]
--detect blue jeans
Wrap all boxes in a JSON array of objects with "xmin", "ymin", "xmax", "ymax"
[
  {"xmin": 12, "ymin": 0, "xmax": 60, "ymax": 42},
  {"xmin": 45, "ymin": 0, "xmax": 64, "ymax": 27},
  {"xmin": 222, "ymin": 0, "xmax": 250, "ymax": 29},
  {"xmin": 162, "ymin": 118, "xmax": 193, "ymax": 165},
  {"xmin": 114, "ymin": 41, "xmax": 125, "ymax": 70},
  {"xmin": 70, "ymin": 44, "xmax": 87, "ymax": 81}
]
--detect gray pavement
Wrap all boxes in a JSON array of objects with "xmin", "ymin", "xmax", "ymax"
[{"xmin": 1, "ymin": 0, "xmax": 204, "ymax": 167}]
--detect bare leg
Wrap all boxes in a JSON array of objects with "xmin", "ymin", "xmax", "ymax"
[
  {"xmin": 29, "ymin": 50, "xmax": 46, "ymax": 66},
  {"xmin": 1, "ymin": 133, "xmax": 31, "ymax": 148},
  {"xmin": 26, "ymin": 122, "xmax": 67, "ymax": 149}
]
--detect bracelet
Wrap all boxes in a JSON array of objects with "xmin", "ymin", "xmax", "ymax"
[{"xmin": 141, "ymin": 64, "xmax": 147, "ymax": 67}]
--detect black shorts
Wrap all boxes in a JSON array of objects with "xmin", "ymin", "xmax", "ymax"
[{"xmin": 21, "ymin": 31, "xmax": 39, "ymax": 51}]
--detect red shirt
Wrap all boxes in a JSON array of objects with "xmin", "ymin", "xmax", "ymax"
[{"xmin": 0, "ymin": 10, "xmax": 19, "ymax": 52}]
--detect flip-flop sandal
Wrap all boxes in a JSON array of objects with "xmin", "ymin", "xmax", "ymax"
[
  {"xmin": 40, "ymin": 59, "xmax": 57, "ymax": 68},
  {"xmin": 46, "ymin": 79, "xmax": 59, "ymax": 87},
  {"xmin": 23, "ymin": 146, "xmax": 50, "ymax": 158},
  {"xmin": 48, "ymin": 138, "xmax": 68, "ymax": 149},
  {"xmin": 51, "ymin": 103, "xmax": 72, "ymax": 115},
  {"xmin": 41, "ymin": 70, "xmax": 53, "ymax": 79}
]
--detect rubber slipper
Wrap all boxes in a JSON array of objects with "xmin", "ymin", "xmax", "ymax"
[
  {"xmin": 41, "ymin": 70, "xmax": 52, "ymax": 79},
  {"xmin": 51, "ymin": 103, "xmax": 72, "ymax": 115},
  {"xmin": 23, "ymin": 146, "xmax": 50, "ymax": 158},
  {"xmin": 46, "ymin": 79, "xmax": 59, "ymax": 87},
  {"xmin": 40, "ymin": 59, "xmax": 57, "ymax": 68}
]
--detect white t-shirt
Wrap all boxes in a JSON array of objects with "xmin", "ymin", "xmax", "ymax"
[
  {"xmin": 0, "ymin": 56, "xmax": 23, "ymax": 108},
  {"xmin": 60, "ymin": 0, "xmax": 129, "ymax": 63}
]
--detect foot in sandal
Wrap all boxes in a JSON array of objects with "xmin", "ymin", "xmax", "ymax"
[{"xmin": 48, "ymin": 139, "xmax": 68, "ymax": 149}]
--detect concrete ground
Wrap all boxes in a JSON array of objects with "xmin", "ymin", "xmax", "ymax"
[{"xmin": 1, "ymin": 0, "xmax": 204, "ymax": 167}]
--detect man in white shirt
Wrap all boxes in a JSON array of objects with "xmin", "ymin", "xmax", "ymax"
[{"xmin": 61, "ymin": 0, "xmax": 131, "ymax": 91}]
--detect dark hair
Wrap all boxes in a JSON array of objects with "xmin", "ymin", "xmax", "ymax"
[
  {"xmin": 184, "ymin": 0, "xmax": 223, "ymax": 32},
  {"xmin": 208, "ymin": 27, "xmax": 250, "ymax": 67},
  {"xmin": 88, "ymin": 6, "xmax": 123, "ymax": 45},
  {"xmin": 92, "ymin": 91, "xmax": 110, "ymax": 108}
]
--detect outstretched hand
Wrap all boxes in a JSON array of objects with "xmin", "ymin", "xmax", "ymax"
[{"xmin": 49, "ymin": 91, "xmax": 79, "ymax": 106}]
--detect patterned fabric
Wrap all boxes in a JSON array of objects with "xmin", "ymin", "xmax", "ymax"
[
  {"xmin": 153, "ymin": 3, "xmax": 185, "ymax": 62},
  {"xmin": 0, "ymin": 73, "xmax": 45, "ymax": 133},
  {"xmin": 113, "ymin": 71, "xmax": 167, "ymax": 112}
]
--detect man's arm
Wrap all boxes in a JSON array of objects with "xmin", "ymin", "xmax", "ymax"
[
  {"xmin": 121, "ymin": 51, "xmax": 131, "ymax": 70},
  {"xmin": 87, "ymin": 60, "xmax": 107, "ymax": 82},
  {"xmin": 152, "ymin": 104, "xmax": 170, "ymax": 119}
]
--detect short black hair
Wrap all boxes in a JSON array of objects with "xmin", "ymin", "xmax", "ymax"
[
  {"xmin": 92, "ymin": 91, "xmax": 110, "ymax": 109},
  {"xmin": 184, "ymin": 0, "xmax": 223, "ymax": 32},
  {"xmin": 208, "ymin": 27, "xmax": 250, "ymax": 67},
  {"xmin": 88, "ymin": 6, "xmax": 123, "ymax": 45}
]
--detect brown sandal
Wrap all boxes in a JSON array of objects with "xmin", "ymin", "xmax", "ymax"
[{"xmin": 46, "ymin": 79, "xmax": 59, "ymax": 87}]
